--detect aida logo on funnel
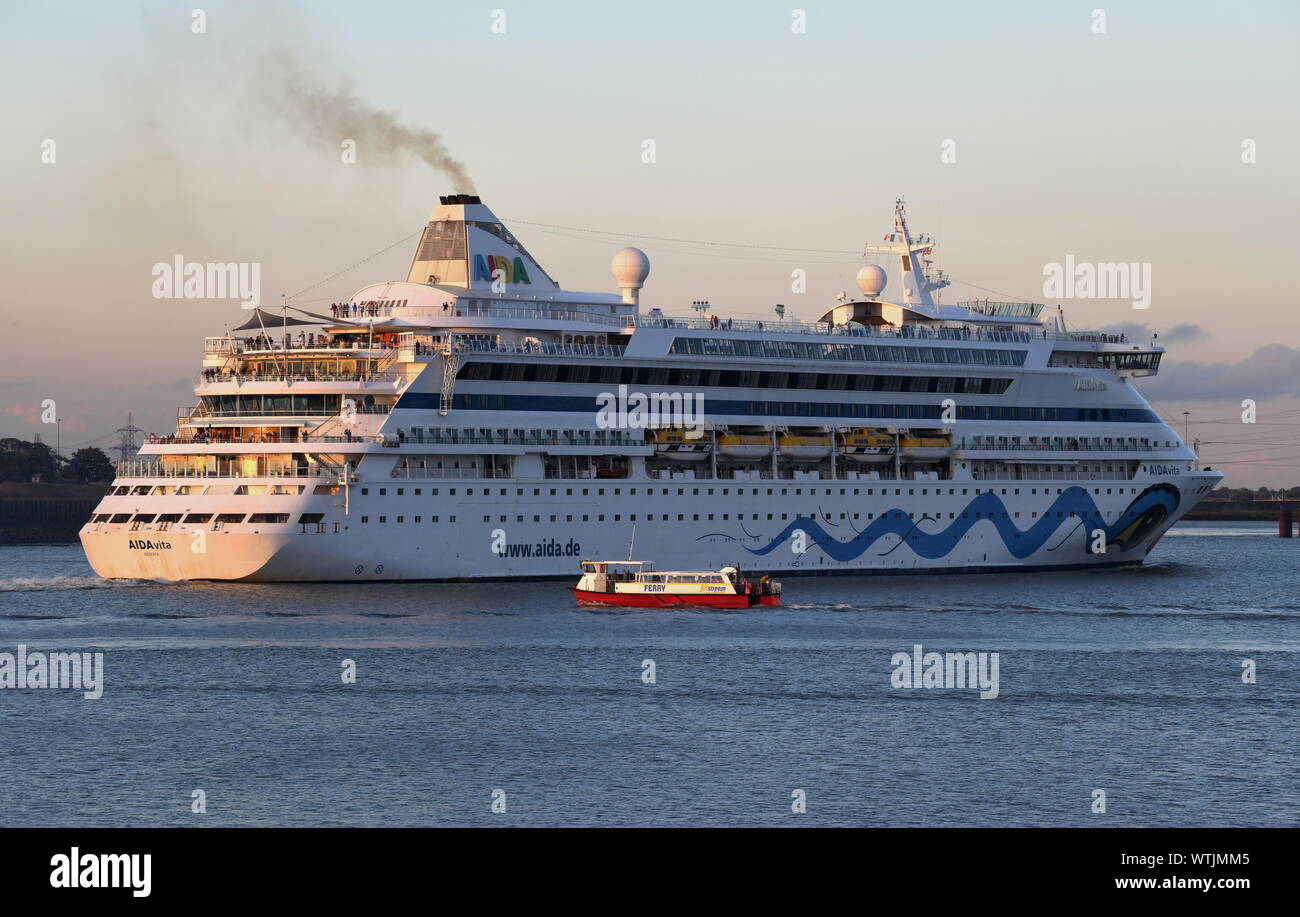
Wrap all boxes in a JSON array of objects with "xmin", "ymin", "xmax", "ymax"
[{"xmin": 473, "ymin": 253, "xmax": 531, "ymax": 284}]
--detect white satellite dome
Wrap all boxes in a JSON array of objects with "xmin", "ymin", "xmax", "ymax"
[
  {"xmin": 611, "ymin": 247, "xmax": 650, "ymax": 304},
  {"xmin": 611, "ymin": 247, "xmax": 650, "ymax": 285},
  {"xmin": 856, "ymin": 264, "xmax": 887, "ymax": 297}
]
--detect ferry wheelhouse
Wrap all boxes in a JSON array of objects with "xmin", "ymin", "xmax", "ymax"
[{"xmin": 80, "ymin": 194, "xmax": 1221, "ymax": 581}]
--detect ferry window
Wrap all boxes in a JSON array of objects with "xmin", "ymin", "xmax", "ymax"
[
  {"xmin": 181, "ymin": 513, "xmax": 211, "ymax": 524},
  {"xmin": 693, "ymin": 514, "xmax": 699, "ymax": 521},
  {"xmin": 449, "ymin": 489, "xmax": 456, "ymax": 495},
  {"xmin": 361, "ymin": 488, "xmax": 369, "ymax": 495},
  {"xmin": 483, "ymin": 516, "xmax": 491, "ymax": 523},
  {"xmin": 217, "ymin": 514, "xmax": 246, "ymax": 524},
  {"xmin": 396, "ymin": 516, "xmax": 404, "ymax": 524},
  {"xmin": 582, "ymin": 515, "xmax": 589, "ymax": 522},
  {"xmin": 415, "ymin": 516, "xmax": 422, "ymax": 523},
  {"xmin": 566, "ymin": 515, "xmax": 573, "ymax": 522},
  {"xmin": 449, "ymin": 516, "xmax": 456, "ymax": 522},
  {"xmin": 432, "ymin": 489, "xmax": 439, "ymax": 496},
  {"xmin": 415, "ymin": 489, "xmax": 421, "ymax": 496},
  {"xmin": 379, "ymin": 488, "xmax": 386, "ymax": 495},
  {"xmin": 598, "ymin": 515, "xmax": 605, "ymax": 521},
  {"xmin": 397, "ymin": 489, "xmax": 404, "ymax": 495},
  {"xmin": 516, "ymin": 516, "xmax": 523, "ymax": 523},
  {"xmin": 379, "ymin": 516, "xmax": 387, "ymax": 523},
  {"xmin": 550, "ymin": 515, "xmax": 557, "ymax": 522},
  {"xmin": 132, "ymin": 514, "xmax": 156, "ymax": 523},
  {"xmin": 361, "ymin": 516, "xmax": 368, "ymax": 523},
  {"xmin": 249, "ymin": 513, "xmax": 289, "ymax": 524}
]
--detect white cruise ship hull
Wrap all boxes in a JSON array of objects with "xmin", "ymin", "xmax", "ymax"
[{"xmin": 80, "ymin": 469, "xmax": 1217, "ymax": 582}]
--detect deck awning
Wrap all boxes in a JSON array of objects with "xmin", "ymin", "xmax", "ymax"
[{"xmin": 231, "ymin": 308, "xmax": 320, "ymax": 331}]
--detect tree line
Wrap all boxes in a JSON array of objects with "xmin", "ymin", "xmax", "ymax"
[{"xmin": 0, "ymin": 438, "xmax": 115, "ymax": 483}]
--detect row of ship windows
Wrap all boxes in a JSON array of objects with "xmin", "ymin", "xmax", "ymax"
[
  {"xmin": 362, "ymin": 508, "xmax": 1112, "ymax": 524},
  {"xmin": 668, "ymin": 338, "xmax": 1028, "ymax": 366},
  {"xmin": 457, "ymin": 361, "xmax": 1012, "ymax": 394},
  {"xmin": 447, "ymin": 393, "xmax": 1157, "ymax": 423},
  {"xmin": 93, "ymin": 484, "xmax": 1147, "ymax": 526},
  {"xmin": 353, "ymin": 485, "xmax": 1144, "ymax": 498}
]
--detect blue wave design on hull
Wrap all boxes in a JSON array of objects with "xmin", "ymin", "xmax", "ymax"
[{"xmin": 731, "ymin": 483, "xmax": 1180, "ymax": 562}]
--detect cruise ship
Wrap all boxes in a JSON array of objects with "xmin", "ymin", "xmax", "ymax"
[{"xmin": 80, "ymin": 196, "xmax": 1222, "ymax": 581}]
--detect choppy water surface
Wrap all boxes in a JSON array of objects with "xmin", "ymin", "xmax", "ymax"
[{"xmin": 0, "ymin": 521, "xmax": 1295, "ymax": 826}]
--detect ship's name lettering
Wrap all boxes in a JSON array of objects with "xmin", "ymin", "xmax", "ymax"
[{"xmin": 128, "ymin": 540, "xmax": 173, "ymax": 550}]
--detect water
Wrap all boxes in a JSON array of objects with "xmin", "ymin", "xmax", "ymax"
[{"xmin": 1, "ymin": 521, "xmax": 1295, "ymax": 827}]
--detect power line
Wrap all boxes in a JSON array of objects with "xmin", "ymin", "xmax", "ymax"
[
  {"xmin": 502, "ymin": 217, "xmax": 863, "ymax": 256},
  {"xmin": 285, "ymin": 228, "xmax": 423, "ymax": 303}
]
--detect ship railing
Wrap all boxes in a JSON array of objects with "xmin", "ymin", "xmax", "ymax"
[
  {"xmin": 631, "ymin": 316, "xmax": 1036, "ymax": 343},
  {"xmin": 147, "ymin": 432, "xmax": 385, "ymax": 445},
  {"xmin": 448, "ymin": 339, "xmax": 627, "ymax": 358},
  {"xmin": 383, "ymin": 428, "xmax": 641, "ymax": 447},
  {"xmin": 386, "ymin": 466, "xmax": 514, "ymax": 480},
  {"xmin": 630, "ymin": 314, "xmax": 1134, "ymax": 346},
  {"xmin": 1060, "ymin": 331, "xmax": 1130, "ymax": 344},
  {"xmin": 114, "ymin": 461, "xmax": 338, "ymax": 479},
  {"xmin": 956, "ymin": 437, "xmax": 1159, "ymax": 452},
  {"xmin": 334, "ymin": 301, "xmax": 626, "ymax": 326},
  {"xmin": 195, "ymin": 371, "xmax": 403, "ymax": 386},
  {"xmin": 178, "ymin": 405, "xmax": 391, "ymax": 422}
]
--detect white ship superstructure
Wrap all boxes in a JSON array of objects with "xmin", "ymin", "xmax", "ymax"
[{"xmin": 81, "ymin": 196, "xmax": 1221, "ymax": 581}]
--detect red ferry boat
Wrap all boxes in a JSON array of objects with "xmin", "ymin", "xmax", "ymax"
[{"xmin": 572, "ymin": 560, "xmax": 782, "ymax": 608}]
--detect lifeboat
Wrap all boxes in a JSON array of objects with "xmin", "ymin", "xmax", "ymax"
[
  {"xmin": 573, "ymin": 560, "xmax": 781, "ymax": 608},
  {"xmin": 778, "ymin": 434, "xmax": 831, "ymax": 461},
  {"xmin": 646, "ymin": 427, "xmax": 710, "ymax": 462},
  {"xmin": 900, "ymin": 434, "xmax": 950, "ymax": 460},
  {"xmin": 717, "ymin": 433, "xmax": 773, "ymax": 461},
  {"xmin": 839, "ymin": 428, "xmax": 894, "ymax": 464}
]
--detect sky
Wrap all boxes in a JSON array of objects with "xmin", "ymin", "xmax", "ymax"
[{"xmin": 1, "ymin": 0, "xmax": 1298, "ymax": 485}]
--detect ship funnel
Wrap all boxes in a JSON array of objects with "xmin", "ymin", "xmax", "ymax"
[{"xmin": 406, "ymin": 196, "xmax": 558, "ymax": 291}]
